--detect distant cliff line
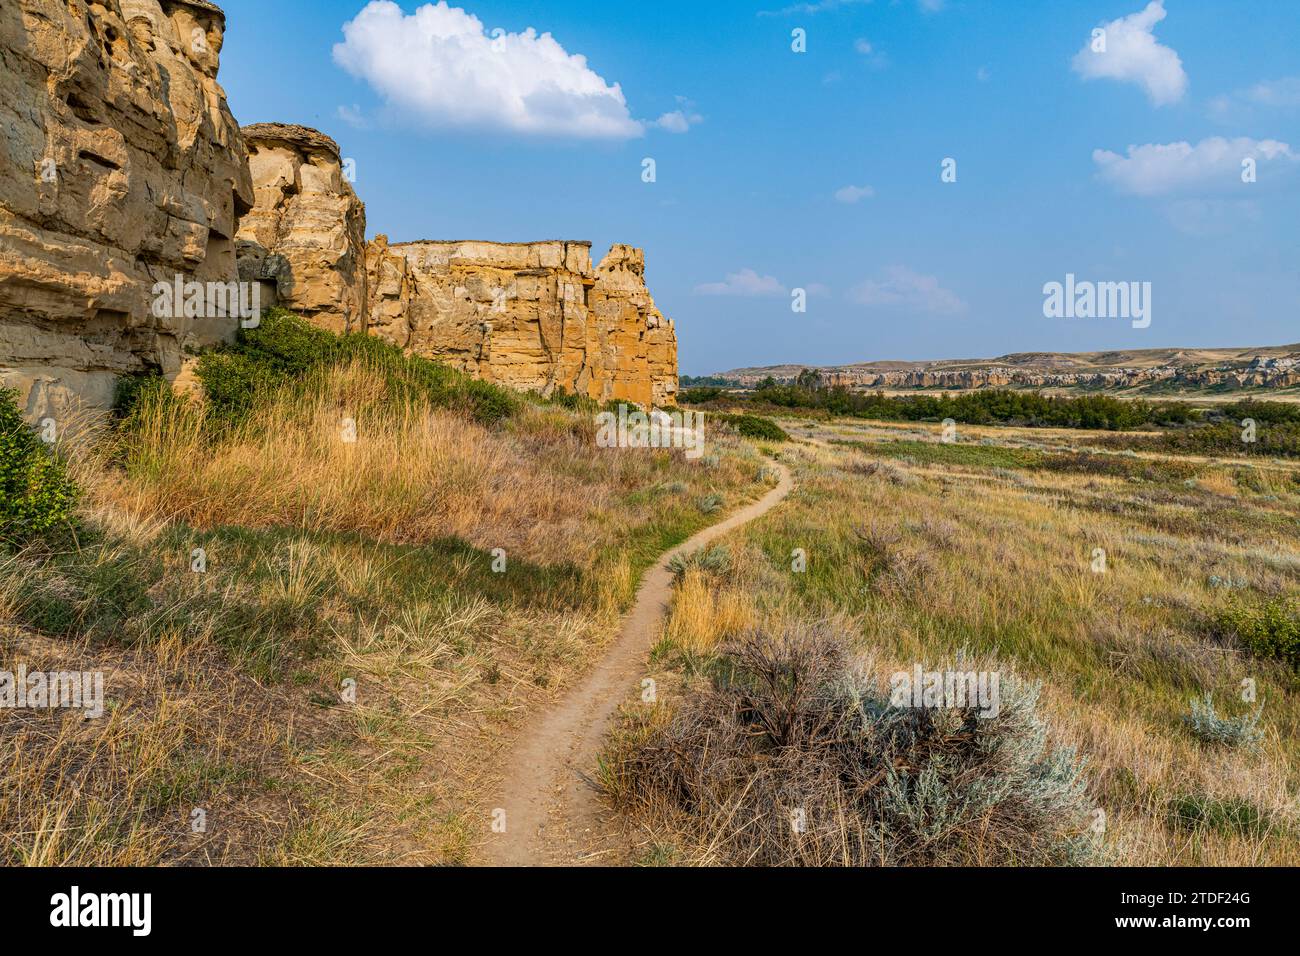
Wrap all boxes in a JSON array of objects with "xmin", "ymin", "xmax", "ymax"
[{"xmin": 709, "ymin": 343, "xmax": 1300, "ymax": 393}]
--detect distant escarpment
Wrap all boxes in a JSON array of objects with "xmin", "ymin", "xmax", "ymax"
[
  {"xmin": 719, "ymin": 346, "xmax": 1300, "ymax": 394},
  {"xmin": 1, "ymin": 1, "xmax": 678, "ymax": 419}
]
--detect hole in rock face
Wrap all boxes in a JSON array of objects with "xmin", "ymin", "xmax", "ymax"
[
  {"xmin": 64, "ymin": 92, "xmax": 99, "ymax": 124},
  {"xmin": 78, "ymin": 149, "xmax": 121, "ymax": 172}
]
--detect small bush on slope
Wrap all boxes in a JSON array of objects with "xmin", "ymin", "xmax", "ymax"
[
  {"xmin": 191, "ymin": 308, "xmax": 518, "ymax": 430},
  {"xmin": 1216, "ymin": 595, "xmax": 1300, "ymax": 668},
  {"xmin": 714, "ymin": 413, "xmax": 789, "ymax": 443},
  {"xmin": 0, "ymin": 388, "xmax": 78, "ymax": 547},
  {"xmin": 1183, "ymin": 693, "xmax": 1264, "ymax": 749},
  {"xmin": 606, "ymin": 627, "xmax": 1098, "ymax": 866}
]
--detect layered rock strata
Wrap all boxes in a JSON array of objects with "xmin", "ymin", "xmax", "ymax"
[
  {"xmin": 363, "ymin": 237, "xmax": 678, "ymax": 407},
  {"xmin": 0, "ymin": 0, "xmax": 253, "ymax": 419},
  {"xmin": 1, "ymin": 1, "xmax": 680, "ymax": 417},
  {"xmin": 235, "ymin": 123, "xmax": 367, "ymax": 334}
]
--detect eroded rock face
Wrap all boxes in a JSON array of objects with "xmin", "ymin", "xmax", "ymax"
[
  {"xmin": 0, "ymin": 0, "xmax": 253, "ymax": 420},
  {"xmin": 591, "ymin": 244, "xmax": 678, "ymax": 407},
  {"xmin": 235, "ymin": 123, "xmax": 367, "ymax": 334},
  {"xmin": 364, "ymin": 237, "xmax": 678, "ymax": 407}
]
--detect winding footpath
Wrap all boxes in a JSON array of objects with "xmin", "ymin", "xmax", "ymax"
[{"xmin": 484, "ymin": 461, "xmax": 794, "ymax": 866}]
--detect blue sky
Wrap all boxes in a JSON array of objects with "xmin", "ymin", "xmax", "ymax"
[{"xmin": 217, "ymin": 0, "xmax": 1300, "ymax": 374}]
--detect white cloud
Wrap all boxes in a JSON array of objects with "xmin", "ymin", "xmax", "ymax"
[
  {"xmin": 976, "ymin": 66, "xmax": 991, "ymax": 83},
  {"xmin": 337, "ymin": 104, "xmax": 367, "ymax": 128},
  {"xmin": 695, "ymin": 269, "xmax": 787, "ymax": 297},
  {"xmin": 652, "ymin": 97, "xmax": 703, "ymax": 134},
  {"xmin": 1071, "ymin": 1, "xmax": 1187, "ymax": 107},
  {"xmin": 653, "ymin": 111, "xmax": 692, "ymax": 133},
  {"xmin": 852, "ymin": 37, "xmax": 889, "ymax": 69},
  {"xmin": 849, "ymin": 266, "xmax": 966, "ymax": 314},
  {"xmin": 333, "ymin": 1, "xmax": 644, "ymax": 139},
  {"xmin": 758, "ymin": 0, "xmax": 872, "ymax": 16},
  {"xmin": 834, "ymin": 184, "xmax": 875, "ymax": 203},
  {"xmin": 1246, "ymin": 76, "xmax": 1300, "ymax": 107},
  {"xmin": 918, "ymin": 0, "xmax": 945, "ymax": 12},
  {"xmin": 1209, "ymin": 76, "xmax": 1300, "ymax": 121},
  {"xmin": 1092, "ymin": 137, "xmax": 1298, "ymax": 196}
]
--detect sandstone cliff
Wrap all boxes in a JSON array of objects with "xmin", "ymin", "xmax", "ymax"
[
  {"xmin": 1, "ymin": 4, "xmax": 679, "ymax": 418},
  {"xmin": 235, "ymin": 123, "xmax": 367, "ymax": 334},
  {"xmin": 364, "ymin": 237, "xmax": 678, "ymax": 408},
  {"xmin": 0, "ymin": 0, "xmax": 253, "ymax": 419}
]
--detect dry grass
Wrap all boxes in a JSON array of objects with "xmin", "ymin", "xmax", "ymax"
[
  {"xmin": 1, "ymin": 362, "xmax": 766, "ymax": 865},
  {"xmin": 613, "ymin": 419, "xmax": 1300, "ymax": 866}
]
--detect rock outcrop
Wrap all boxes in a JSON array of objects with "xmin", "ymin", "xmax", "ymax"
[
  {"xmin": 590, "ymin": 244, "xmax": 678, "ymax": 407},
  {"xmin": 1, "ymin": 4, "xmax": 679, "ymax": 417},
  {"xmin": 364, "ymin": 237, "xmax": 678, "ymax": 407},
  {"xmin": 0, "ymin": 0, "xmax": 253, "ymax": 419},
  {"xmin": 235, "ymin": 123, "xmax": 367, "ymax": 334}
]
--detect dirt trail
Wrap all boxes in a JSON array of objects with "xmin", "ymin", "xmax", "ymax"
[{"xmin": 483, "ymin": 461, "xmax": 793, "ymax": 866}]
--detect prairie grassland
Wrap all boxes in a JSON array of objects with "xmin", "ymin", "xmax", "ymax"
[
  {"xmin": 608, "ymin": 416, "xmax": 1300, "ymax": 866},
  {"xmin": 0, "ymin": 361, "xmax": 767, "ymax": 865}
]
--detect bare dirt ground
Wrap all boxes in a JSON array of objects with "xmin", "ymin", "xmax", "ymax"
[{"xmin": 481, "ymin": 461, "xmax": 793, "ymax": 866}]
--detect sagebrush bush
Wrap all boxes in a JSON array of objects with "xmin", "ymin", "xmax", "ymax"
[
  {"xmin": 1216, "ymin": 596, "xmax": 1300, "ymax": 668},
  {"xmin": 0, "ymin": 388, "xmax": 78, "ymax": 547},
  {"xmin": 1183, "ymin": 692, "xmax": 1264, "ymax": 749},
  {"xmin": 696, "ymin": 493, "xmax": 724, "ymax": 514},
  {"xmin": 606, "ymin": 627, "xmax": 1098, "ymax": 866},
  {"xmin": 667, "ymin": 544, "xmax": 731, "ymax": 577}
]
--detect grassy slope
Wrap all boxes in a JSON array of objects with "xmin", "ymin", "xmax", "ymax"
[
  {"xmin": 616, "ymin": 416, "xmax": 1300, "ymax": 865},
  {"xmin": 0, "ymin": 346, "xmax": 769, "ymax": 865}
]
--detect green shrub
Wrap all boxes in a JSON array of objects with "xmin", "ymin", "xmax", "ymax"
[
  {"xmin": 113, "ymin": 370, "xmax": 166, "ymax": 418},
  {"xmin": 697, "ymin": 493, "xmax": 724, "ymax": 514},
  {"xmin": 1167, "ymin": 793, "xmax": 1277, "ymax": 839},
  {"xmin": 667, "ymin": 544, "xmax": 732, "ymax": 578},
  {"xmin": 0, "ymin": 388, "xmax": 78, "ymax": 547},
  {"xmin": 715, "ymin": 413, "xmax": 788, "ymax": 442},
  {"xmin": 1216, "ymin": 596, "xmax": 1300, "ymax": 667},
  {"xmin": 194, "ymin": 308, "xmax": 519, "ymax": 430},
  {"xmin": 679, "ymin": 387, "xmax": 724, "ymax": 404}
]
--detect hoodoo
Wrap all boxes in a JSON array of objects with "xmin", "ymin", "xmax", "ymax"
[
  {"xmin": 363, "ymin": 238, "xmax": 678, "ymax": 408},
  {"xmin": 235, "ymin": 123, "xmax": 368, "ymax": 335}
]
